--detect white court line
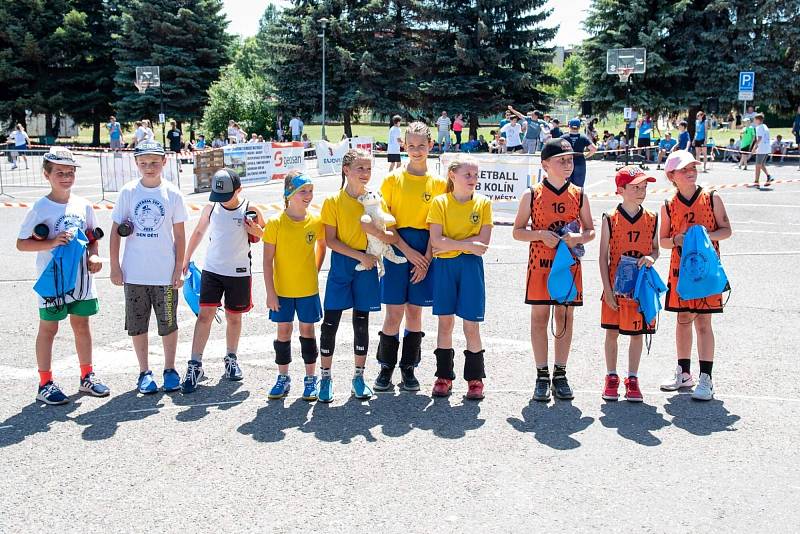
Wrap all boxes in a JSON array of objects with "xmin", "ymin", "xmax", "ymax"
[{"xmin": 735, "ymin": 229, "xmax": 800, "ymax": 236}]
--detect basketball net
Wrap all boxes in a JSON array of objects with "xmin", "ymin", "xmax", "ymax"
[
  {"xmin": 618, "ymin": 67, "xmax": 633, "ymax": 83},
  {"xmin": 134, "ymin": 81, "xmax": 149, "ymax": 94}
]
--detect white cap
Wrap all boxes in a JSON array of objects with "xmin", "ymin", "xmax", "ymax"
[{"xmin": 664, "ymin": 150, "xmax": 699, "ymax": 173}]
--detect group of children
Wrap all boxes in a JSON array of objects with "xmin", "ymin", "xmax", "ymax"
[{"xmin": 18, "ymin": 124, "xmax": 731, "ymax": 407}]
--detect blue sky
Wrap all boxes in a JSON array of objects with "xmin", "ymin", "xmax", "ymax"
[{"xmin": 221, "ymin": 0, "xmax": 590, "ymax": 48}]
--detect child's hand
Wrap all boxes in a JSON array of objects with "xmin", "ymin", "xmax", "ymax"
[
  {"xmin": 50, "ymin": 231, "xmax": 72, "ymax": 249},
  {"xmin": 172, "ymin": 269, "xmax": 184, "ymax": 289},
  {"xmin": 244, "ymin": 218, "xmax": 262, "ymax": 238},
  {"xmin": 603, "ymin": 291, "xmax": 619, "ymax": 311},
  {"xmin": 110, "ymin": 265, "xmax": 124, "ymax": 286},
  {"xmin": 403, "ymin": 248, "xmax": 429, "ymax": 272},
  {"xmin": 469, "ymin": 241, "xmax": 489, "ymax": 256},
  {"xmin": 359, "ymin": 253, "xmax": 378, "ymax": 270},
  {"xmin": 266, "ymin": 293, "xmax": 280, "ymax": 312},
  {"xmin": 561, "ymin": 232, "xmax": 582, "ymax": 249},
  {"xmin": 87, "ymin": 254, "xmax": 102, "ymax": 274},
  {"xmin": 638, "ymin": 255, "xmax": 655, "ymax": 268},
  {"xmin": 181, "ymin": 260, "xmax": 190, "ymax": 276},
  {"xmin": 539, "ymin": 230, "xmax": 561, "ymax": 248},
  {"xmin": 673, "ymin": 233, "xmax": 685, "ymax": 247}
]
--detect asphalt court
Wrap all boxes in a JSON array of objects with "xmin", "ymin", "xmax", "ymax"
[{"xmin": 1, "ymin": 155, "xmax": 799, "ymax": 532}]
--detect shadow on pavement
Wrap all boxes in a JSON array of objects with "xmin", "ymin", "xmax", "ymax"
[
  {"xmin": 663, "ymin": 394, "xmax": 741, "ymax": 436},
  {"xmin": 237, "ymin": 397, "xmax": 313, "ymax": 443},
  {"xmin": 507, "ymin": 400, "xmax": 595, "ymax": 450},
  {"xmin": 73, "ymin": 390, "xmax": 165, "ymax": 441},
  {"xmin": 0, "ymin": 397, "xmax": 82, "ymax": 448},
  {"xmin": 599, "ymin": 401, "xmax": 671, "ymax": 446},
  {"xmin": 172, "ymin": 379, "xmax": 250, "ymax": 423}
]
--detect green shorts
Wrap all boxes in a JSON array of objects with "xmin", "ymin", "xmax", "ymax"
[{"xmin": 39, "ymin": 298, "xmax": 99, "ymax": 322}]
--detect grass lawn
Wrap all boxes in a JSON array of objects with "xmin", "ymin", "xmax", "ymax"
[{"xmin": 64, "ymin": 121, "xmax": 795, "ymax": 147}]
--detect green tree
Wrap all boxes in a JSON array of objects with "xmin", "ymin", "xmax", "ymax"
[
  {"xmin": 113, "ymin": 0, "xmax": 232, "ymax": 131},
  {"xmin": 202, "ymin": 66, "xmax": 275, "ymax": 140}
]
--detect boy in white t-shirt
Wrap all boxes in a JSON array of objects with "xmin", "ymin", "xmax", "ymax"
[
  {"xmin": 387, "ymin": 115, "xmax": 403, "ymax": 172},
  {"xmin": 751, "ymin": 113, "xmax": 774, "ymax": 187},
  {"xmin": 179, "ymin": 169, "xmax": 265, "ymax": 393},
  {"xmin": 110, "ymin": 141, "xmax": 188, "ymax": 394},
  {"xmin": 16, "ymin": 148, "xmax": 109, "ymax": 404}
]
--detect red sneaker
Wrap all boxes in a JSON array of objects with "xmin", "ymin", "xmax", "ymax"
[
  {"xmin": 432, "ymin": 378, "xmax": 452, "ymax": 397},
  {"xmin": 624, "ymin": 376, "xmax": 643, "ymax": 402},
  {"xmin": 466, "ymin": 379, "xmax": 484, "ymax": 400},
  {"xmin": 602, "ymin": 374, "xmax": 620, "ymax": 401}
]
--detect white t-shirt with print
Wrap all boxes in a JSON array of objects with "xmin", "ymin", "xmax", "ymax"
[
  {"xmin": 755, "ymin": 123, "xmax": 771, "ymax": 154},
  {"xmin": 18, "ymin": 195, "xmax": 98, "ymax": 307},
  {"xmin": 436, "ymin": 116, "xmax": 451, "ymax": 133},
  {"xmin": 501, "ymin": 123, "xmax": 523, "ymax": 147},
  {"xmin": 388, "ymin": 126, "xmax": 402, "ymax": 154},
  {"xmin": 12, "ymin": 130, "xmax": 28, "ymax": 146},
  {"xmin": 112, "ymin": 180, "xmax": 188, "ymax": 285}
]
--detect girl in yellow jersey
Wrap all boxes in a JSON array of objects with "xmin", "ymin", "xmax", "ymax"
[
  {"xmin": 263, "ymin": 171, "xmax": 326, "ymax": 401},
  {"xmin": 375, "ymin": 122, "xmax": 448, "ymax": 392},
  {"xmin": 318, "ymin": 148, "xmax": 397, "ymax": 403},
  {"xmin": 427, "ymin": 157, "xmax": 493, "ymax": 400}
]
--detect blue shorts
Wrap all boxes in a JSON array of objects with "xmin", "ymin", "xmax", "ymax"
[
  {"xmin": 323, "ymin": 251, "xmax": 381, "ymax": 312},
  {"xmin": 381, "ymin": 227, "xmax": 433, "ymax": 307},
  {"xmin": 269, "ymin": 294, "xmax": 322, "ymax": 324},
  {"xmin": 432, "ymin": 254, "xmax": 485, "ymax": 322}
]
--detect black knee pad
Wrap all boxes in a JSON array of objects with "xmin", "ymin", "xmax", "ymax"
[
  {"xmin": 400, "ymin": 331, "xmax": 424, "ymax": 368},
  {"xmin": 434, "ymin": 348, "xmax": 456, "ymax": 380},
  {"xmin": 299, "ymin": 336, "xmax": 318, "ymax": 364},
  {"xmin": 320, "ymin": 309, "xmax": 342, "ymax": 357},
  {"xmin": 273, "ymin": 339, "xmax": 291, "ymax": 365},
  {"xmin": 463, "ymin": 350, "xmax": 486, "ymax": 381},
  {"xmin": 352, "ymin": 310, "xmax": 369, "ymax": 356},
  {"xmin": 376, "ymin": 331, "xmax": 400, "ymax": 368}
]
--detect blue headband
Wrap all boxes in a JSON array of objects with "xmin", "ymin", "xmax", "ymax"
[{"xmin": 284, "ymin": 174, "xmax": 312, "ymax": 198}]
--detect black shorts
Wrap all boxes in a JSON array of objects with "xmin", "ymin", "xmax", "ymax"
[
  {"xmin": 200, "ymin": 270, "xmax": 253, "ymax": 313},
  {"xmin": 740, "ymin": 144, "xmax": 751, "ymax": 152},
  {"xmin": 693, "ymin": 140, "xmax": 705, "ymax": 148},
  {"xmin": 387, "ymin": 153, "xmax": 401, "ymax": 163},
  {"xmin": 637, "ymin": 138, "xmax": 650, "ymax": 148},
  {"xmin": 507, "ymin": 145, "xmax": 524, "ymax": 153}
]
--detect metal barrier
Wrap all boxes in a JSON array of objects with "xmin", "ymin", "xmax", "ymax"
[
  {"xmin": 99, "ymin": 151, "xmax": 181, "ymax": 202},
  {"xmin": 0, "ymin": 149, "xmax": 51, "ymax": 197}
]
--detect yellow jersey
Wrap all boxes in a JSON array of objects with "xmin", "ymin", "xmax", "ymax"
[
  {"xmin": 380, "ymin": 168, "xmax": 447, "ymax": 229},
  {"xmin": 262, "ymin": 211, "xmax": 323, "ymax": 298},
  {"xmin": 427, "ymin": 192, "xmax": 493, "ymax": 258},
  {"xmin": 320, "ymin": 188, "xmax": 387, "ymax": 251}
]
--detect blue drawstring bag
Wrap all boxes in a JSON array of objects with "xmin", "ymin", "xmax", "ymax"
[
  {"xmin": 34, "ymin": 228, "xmax": 88, "ymax": 303},
  {"xmin": 676, "ymin": 225, "xmax": 729, "ymax": 300},
  {"xmin": 183, "ymin": 261, "xmax": 202, "ymax": 316},
  {"xmin": 547, "ymin": 241, "xmax": 578, "ymax": 304},
  {"xmin": 633, "ymin": 265, "xmax": 667, "ymax": 324},
  {"xmin": 613, "ymin": 255, "xmax": 639, "ymax": 298}
]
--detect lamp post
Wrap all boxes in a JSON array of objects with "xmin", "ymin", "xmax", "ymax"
[{"xmin": 319, "ymin": 18, "xmax": 328, "ymax": 141}]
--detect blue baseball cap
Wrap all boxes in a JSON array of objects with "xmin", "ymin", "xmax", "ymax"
[
  {"xmin": 568, "ymin": 118, "xmax": 581, "ymax": 128},
  {"xmin": 134, "ymin": 141, "xmax": 165, "ymax": 157}
]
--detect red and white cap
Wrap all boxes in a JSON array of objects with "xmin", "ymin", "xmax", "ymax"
[
  {"xmin": 664, "ymin": 150, "xmax": 699, "ymax": 173},
  {"xmin": 615, "ymin": 165, "xmax": 657, "ymax": 188}
]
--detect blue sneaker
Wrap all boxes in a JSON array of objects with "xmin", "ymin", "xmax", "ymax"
[
  {"xmin": 36, "ymin": 381, "xmax": 69, "ymax": 405},
  {"xmin": 79, "ymin": 372, "xmax": 110, "ymax": 397},
  {"xmin": 268, "ymin": 374, "xmax": 291, "ymax": 399},
  {"xmin": 302, "ymin": 376, "xmax": 319, "ymax": 401},
  {"xmin": 223, "ymin": 354, "xmax": 243, "ymax": 381},
  {"xmin": 163, "ymin": 368, "xmax": 181, "ymax": 392},
  {"xmin": 137, "ymin": 371, "xmax": 158, "ymax": 394},
  {"xmin": 351, "ymin": 375, "xmax": 373, "ymax": 400},
  {"xmin": 181, "ymin": 360, "xmax": 204, "ymax": 394},
  {"xmin": 318, "ymin": 376, "xmax": 334, "ymax": 403}
]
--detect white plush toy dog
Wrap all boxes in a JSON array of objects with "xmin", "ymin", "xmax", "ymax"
[{"xmin": 357, "ymin": 189, "xmax": 407, "ymax": 277}]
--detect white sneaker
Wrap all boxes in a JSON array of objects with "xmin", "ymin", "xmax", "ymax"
[
  {"xmin": 660, "ymin": 365, "xmax": 694, "ymax": 391},
  {"xmin": 691, "ymin": 373, "xmax": 714, "ymax": 401}
]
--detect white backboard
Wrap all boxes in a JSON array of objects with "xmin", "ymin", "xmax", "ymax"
[
  {"xmin": 606, "ymin": 49, "xmax": 646, "ymax": 75},
  {"xmin": 135, "ymin": 66, "xmax": 161, "ymax": 88}
]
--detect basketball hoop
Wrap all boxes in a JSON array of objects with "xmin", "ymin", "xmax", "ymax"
[
  {"xmin": 618, "ymin": 67, "xmax": 634, "ymax": 83},
  {"xmin": 134, "ymin": 81, "xmax": 149, "ymax": 94}
]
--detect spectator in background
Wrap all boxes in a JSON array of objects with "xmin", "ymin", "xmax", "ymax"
[
  {"xmin": 248, "ymin": 133, "xmax": 259, "ymax": 143},
  {"xmin": 656, "ymin": 132, "xmax": 677, "ymax": 170},
  {"xmin": 585, "ymin": 117, "xmax": 598, "ymax": 144},
  {"xmin": 477, "ymin": 135, "xmax": 489, "ymax": 152},
  {"xmin": 618, "ymin": 131, "xmax": 628, "ymax": 151},
  {"xmin": 453, "ymin": 113, "xmax": 464, "ymax": 151},
  {"xmin": 258, "ymin": 135, "xmax": 265, "ymax": 143},
  {"xmin": 387, "ymin": 114, "xmax": 402, "ymax": 172},
  {"xmin": 9, "ymin": 123, "xmax": 30, "ymax": 170},
  {"xmin": 167, "ymin": 121, "xmax": 182, "ymax": 153},
  {"xmin": 289, "ymin": 113, "xmax": 304, "ymax": 141},
  {"xmin": 301, "ymin": 133, "xmax": 311, "ymax": 149},
  {"xmin": 676, "ymin": 120, "xmax": 691, "ymax": 151},
  {"xmin": 500, "ymin": 115, "xmax": 526, "ymax": 153},
  {"xmin": 227, "ymin": 120, "xmax": 238, "ymax": 144},
  {"xmin": 522, "ymin": 110, "xmax": 545, "ymax": 154},
  {"xmin": 107, "ymin": 115, "xmax": 124, "ymax": 150},
  {"xmin": 133, "ymin": 120, "xmax": 146, "ymax": 147},
  {"xmin": 549, "ymin": 118, "xmax": 562, "ymax": 138},
  {"xmin": 625, "ymin": 109, "xmax": 638, "ymax": 142},
  {"xmin": 771, "ymin": 134, "xmax": 788, "ymax": 162},
  {"xmin": 212, "ymin": 133, "xmax": 226, "ymax": 148},
  {"xmin": 276, "ymin": 114, "xmax": 284, "ymax": 142},
  {"xmin": 724, "ymin": 138, "xmax": 739, "ymax": 162},
  {"xmin": 792, "ymin": 105, "xmax": 800, "ymax": 148},
  {"xmin": 561, "ymin": 118, "xmax": 597, "ymax": 187},
  {"xmin": 195, "ymin": 135, "xmax": 206, "ymax": 150},
  {"xmin": 142, "ymin": 119, "xmax": 155, "ymax": 142},
  {"xmin": 436, "ymin": 111, "xmax": 452, "ymax": 152},
  {"xmin": 606, "ymin": 133, "xmax": 619, "ymax": 158},
  {"xmin": 637, "ymin": 114, "xmax": 658, "ymax": 161},
  {"xmin": 743, "ymin": 105, "xmax": 756, "ymax": 123},
  {"xmin": 738, "ymin": 117, "xmax": 756, "ymax": 170},
  {"xmin": 706, "ymin": 137, "xmax": 719, "ymax": 161},
  {"xmin": 751, "ymin": 113, "xmax": 773, "ymax": 186},
  {"xmin": 236, "ymin": 123, "xmax": 246, "ymax": 144}
]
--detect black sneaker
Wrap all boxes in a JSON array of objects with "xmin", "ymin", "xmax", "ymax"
[
  {"xmin": 533, "ymin": 377, "xmax": 551, "ymax": 402},
  {"xmin": 765, "ymin": 176, "xmax": 774, "ymax": 186},
  {"xmin": 551, "ymin": 375, "xmax": 574, "ymax": 400},
  {"xmin": 399, "ymin": 366, "xmax": 420, "ymax": 391},
  {"xmin": 373, "ymin": 366, "xmax": 394, "ymax": 391}
]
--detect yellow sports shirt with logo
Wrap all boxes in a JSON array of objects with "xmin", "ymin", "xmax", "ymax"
[
  {"xmin": 427, "ymin": 192, "xmax": 493, "ymax": 258},
  {"xmin": 380, "ymin": 169, "xmax": 447, "ymax": 229},
  {"xmin": 262, "ymin": 212, "xmax": 323, "ymax": 298}
]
